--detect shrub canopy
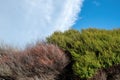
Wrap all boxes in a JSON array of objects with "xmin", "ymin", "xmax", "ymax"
[{"xmin": 47, "ymin": 28, "xmax": 120, "ymax": 78}]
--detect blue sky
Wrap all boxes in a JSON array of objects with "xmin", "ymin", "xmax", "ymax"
[
  {"xmin": 73, "ymin": 0, "xmax": 120, "ymax": 30},
  {"xmin": 0, "ymin": 0, "xmax": 120, "ymax": 47}
]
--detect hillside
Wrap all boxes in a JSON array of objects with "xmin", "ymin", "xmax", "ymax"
[{"xmin": 0, "ymin": 28, "xmax": 120, "ymax": 80}]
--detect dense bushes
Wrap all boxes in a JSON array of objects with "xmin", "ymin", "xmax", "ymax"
[
  {"xmin": 47, "ymin": 28, "xmax": 120, "ymax": 79},
  {"xmin": 0, "ymin": 28, "xmax": 120, "ymax": 80},
  {"xmin": 0, "ymin": 43, "xmax": 69, "ymax": 80}
]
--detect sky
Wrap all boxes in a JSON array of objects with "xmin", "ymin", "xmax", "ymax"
[
  {"xmin": 0, "ymin": 0, "xmax": 120, "ymax": 47},
  {"xmin": 73, "ymin": 0, "xmax": 120, "ymax": 30}
]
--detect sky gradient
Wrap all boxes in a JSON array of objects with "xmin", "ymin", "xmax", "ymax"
[{"xmin": 0, "ymin": 0, "xmax": 120, "ymax": 47}]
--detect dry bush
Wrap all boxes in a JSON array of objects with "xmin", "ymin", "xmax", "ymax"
[{"xmin": 0, "ymin": 43, "xmax": 69, "ymax": 80}]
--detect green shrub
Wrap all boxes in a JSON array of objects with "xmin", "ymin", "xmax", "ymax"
[{"xmin": 47, "ymin": 28, "xmax": 120, "ymax": 79}]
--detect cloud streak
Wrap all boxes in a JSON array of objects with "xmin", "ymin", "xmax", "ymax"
[
  {"xmin": 93, "ymin": 1, "xmax": 100, "ymax": 6},
  {"xmin": 0, "ymin": 0, "xmax": 84, "ymax": 47}
]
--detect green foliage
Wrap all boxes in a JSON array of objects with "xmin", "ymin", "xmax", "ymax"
[
  {"xmin": 72, "ymin": 51, "xmax": 101, "ymax": 78},
  {"xmin": 47, "ymin": 28, "xmax": 120, "ymax": 79}
]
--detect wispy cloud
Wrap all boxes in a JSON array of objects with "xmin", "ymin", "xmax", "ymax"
[
  {"xmin": 0, "ymin": 0, "xmax": 84, "ymax": 47},
  {"xmin": 24, "ymin": 0, "xmax": 84, "ymax": 35},
  {"xmin": 93, "ymin": 1, "xmax": 100, "ymax": 6}
]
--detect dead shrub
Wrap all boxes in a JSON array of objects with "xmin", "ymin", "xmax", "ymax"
[{"xmin": 0, "ymin": 43, "xmax": 69, "ymax": 80}]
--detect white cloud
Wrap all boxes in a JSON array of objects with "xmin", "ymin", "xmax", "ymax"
[
  {"xmin": 0, "ymin": 0, "xmax": 84, "ymax": 47},
  {"xmin": 24, "ymin": 0, "xmax": 84, "ymax": 32}
]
